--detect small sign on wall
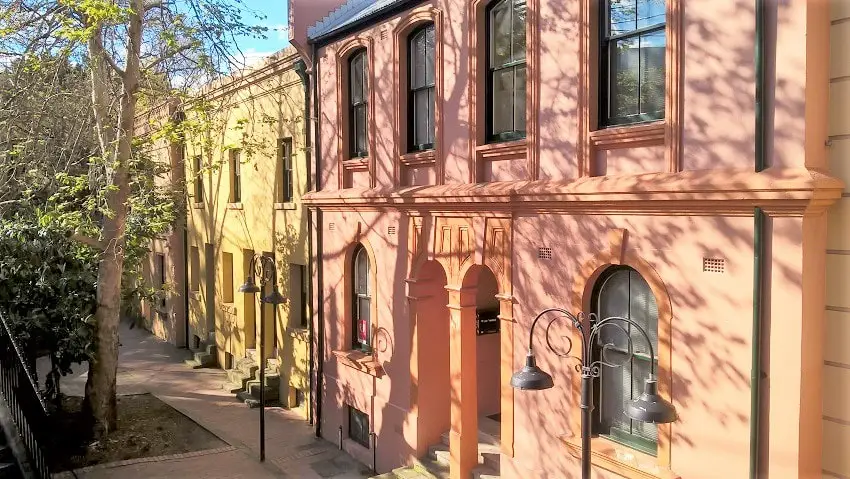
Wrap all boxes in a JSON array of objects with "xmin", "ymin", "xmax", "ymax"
[
  {"xmin": 357, "ymin": 318, "xmax": 369, "ymax": 345},
  {"xmin": 476, "ymin": 308, "xmax": 500, "ymax": 336}
]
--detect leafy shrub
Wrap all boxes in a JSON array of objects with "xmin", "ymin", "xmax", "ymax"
[{"xmin": 0, "ymin": 220, "xmax": 97, "ymax": 398}]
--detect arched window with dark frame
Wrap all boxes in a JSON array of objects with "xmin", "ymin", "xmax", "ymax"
[
  {"xmin": 591, "ymin": 266, "xmax": 659, "ymax": 455},
  {"xmin": 349, "ymin": 49, "xmax": 369, "ymax": 158},
  {"xmin": 486, "ymin": 0, "xmax": 526, "ymax": 142},
  {"xmin": 408, "ymin": 23, "xmax": 436, "ymax": 152},
  {"xmin": 352, "ymin": 244, "xmax": 371, "ymax": 352}
]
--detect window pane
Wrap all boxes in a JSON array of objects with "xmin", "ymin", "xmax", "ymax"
[
  {"xmin": 354, "ymin": 105, "xmax": 367, "ymax": 154},
  {"xmin": 411, "ymin": 31, "xmax": 427, "ymax": 88},
  {"xmin": 355, "ymin": 248, "xmax": 369, "ymax": 294},
  {"xmin": 413, "ymin": 89, "xmax": 429, "ymax": 146},
  {"xmin": 492, "ymin": 68, "xmax": 514, "ymax": 134},
  {"xmin": 427, "ymin": 87, "xmax": 435, "ymax": 145},
  {"xmin": 490, "ymin": 2, "xmax": 511, "ymax": 68},
  {"xmin": 357, "ymin": 299, "xmax": 370, "ymax": 345},
  {"xmin": 610, "ymin": 36, "xmax": 640, "ymax": 118},
  {"xmin": 513, "ymin": 65, "xmax": 526, "ymax": 132},
  {"xmin": 639, "ymin": 29, "xmax": 666, "ymax": 116},
  {"xmin": 511, "ymin": 0, "xmax": 527, "ymax": 62},
  {"xmin": 610, "ymin": 0, "xmax": 637, "ymax": 35},
  {"xmin": 425, "ymin": 25, "xmax": 436, "ymax": 84},
  {"xmin": 631, "ymin": 357, "xmax": 658, "ymax": 441},
  {"xmin": 351, "ymin": 54, "xmax": 364, "ymax": 103},
  {"xmin": 637, "ymin": 0, "xmax": 665, "ymax": 29}
]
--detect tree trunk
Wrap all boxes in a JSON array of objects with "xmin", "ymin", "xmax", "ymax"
[{"xmin": 84, "ymin": 2, "xmax": 143, "ymax": 437}]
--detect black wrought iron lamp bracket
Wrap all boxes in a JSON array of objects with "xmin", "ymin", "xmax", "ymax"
[{"xmin": 511, "ymin": 307, "xmax": 676, "ymax": 479}]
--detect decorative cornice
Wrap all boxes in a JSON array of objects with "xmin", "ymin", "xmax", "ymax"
[{"xmin": 302, "ymin": 168, "xmax": 844, "ymax": 217}]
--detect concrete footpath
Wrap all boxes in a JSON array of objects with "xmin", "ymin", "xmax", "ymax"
[{"xmin": 52, "ymin": 323, "xmax": 372, "ymax": 479}]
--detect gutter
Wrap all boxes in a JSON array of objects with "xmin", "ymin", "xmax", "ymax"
[
  {"xmin": 311, "ymin": 40, "xmax": 325, "ymax": 439},
  {"xmin": 751, "ymin": 0, "xmax": 767, "ymax": 477}
]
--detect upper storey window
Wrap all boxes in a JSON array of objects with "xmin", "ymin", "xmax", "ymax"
[
  {"xmin": 601, "ymin": 0, "xmax": 666, "ymax": 126},
  {"xmin": 487, "ymin": 0, "xmax": 526, "ymax": 143},
  {"xmin": 349, "ymin": 49, "xmax": 369, "ymax": 158},
  {"xmin": 408, "ymin": 24, "xmax": 436, "ymax": 152}
]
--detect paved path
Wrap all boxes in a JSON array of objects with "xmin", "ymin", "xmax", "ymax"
[{"xmin": 54, "ymin": 323, "xmax": 372, "ymax": 479}]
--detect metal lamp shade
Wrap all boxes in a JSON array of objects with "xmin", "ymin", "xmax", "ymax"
[
  {"xmin": 238, "ymin": 277, "xmax": 261, "ymax": 294},
  {"xmin": 625, "ymin": 378, "xmax": 677, "ymax": 424},
  {"xmin": 262, "ymin": 287, "xmax": 287, "ymax": 305},
  {"xmin": 510, "ymin": 353, "xmax": 554, "ymax": 391}
]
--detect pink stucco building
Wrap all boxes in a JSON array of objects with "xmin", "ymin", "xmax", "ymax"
[{"xmin": 292, "ymin": 0, "xmax": 844, "ymax": 478}]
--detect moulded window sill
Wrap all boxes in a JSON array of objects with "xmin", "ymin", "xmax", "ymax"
[
  {"xmin": 342, "ymin": 157, "xmax": 370, "ymax": 170},
  {"xmin": 227, "ymin": 202, "xmax": 244, "ymax": 210},
  {"xmin": 399, "ymin": 149, "xmax": 436, "ymax": 167},
  {"xmin": 589, "ymin": 121, "xmax": 665, "ymax": 150},
  {"xmin": 475, "ymin": 138, "xmax": 527, "ymax": 162},
  {"xmin": 332, "ymin": 349, "xmax": 384, "ymax": 377},
  {"xmin": 286, "ymin": 326, "xmax": 309, "ymax": 340},
  {"xmin": 274, "ymin": 202, "xmax": 297, "ymax": 210},
  {"xmin": 560, "ymin": 435, "xmax": 679, "ymax": 479}
]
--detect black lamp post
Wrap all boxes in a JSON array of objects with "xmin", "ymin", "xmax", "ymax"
[
  {"xmin": 238, "ymin": 254, "xmax": 287, "ymax": 462},
  {"xmin": 510, "ymin": 307, "xmax": 677, "ymax": 479}
]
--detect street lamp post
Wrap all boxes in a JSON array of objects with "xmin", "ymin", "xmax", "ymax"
[
  {"xmin": 238, "ymin": 254, "xmax": 287, "ymax": 463},
  {"xmin": 510, "ymin": 307, "xmax": 677, "ymax": 479}
]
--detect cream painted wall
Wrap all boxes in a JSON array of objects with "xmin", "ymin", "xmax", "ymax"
[
  {"xmin": 824, "ymin": 1, "xmax": 850, "ymax": 477},
  {"xmin": 185, "ymin": 47, "xmax": 311, "ymax": 416}
]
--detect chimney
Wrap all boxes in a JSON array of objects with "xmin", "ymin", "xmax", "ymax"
[{"xmin": 289, "ymin": 0, "xmax": 350, "ymax": 60}]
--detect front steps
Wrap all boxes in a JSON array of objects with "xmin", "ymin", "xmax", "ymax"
[
  {"xmin": 372, "ymin": 417, "xmax": 501, "ymax": 479},
  {"xmin": 183, "ymin": 342, "xmax": 217, "ymax": 369},
  {"xmin": 222, "ymin": 351, "xmax": 281, "ymax": 408}
]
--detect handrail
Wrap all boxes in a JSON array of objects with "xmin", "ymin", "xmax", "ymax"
[
  {"xmin": 0, "ymin": 314, "xmax": 48, "ymax": 413},
  {"xmin": 0, "ymin": 310, "xmax": 52, "ymax": 479}
]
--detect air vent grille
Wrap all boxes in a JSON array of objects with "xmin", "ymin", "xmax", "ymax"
[
  {"xmin": 702, "ymin": 258, "xmax": 725, "ymax": 274},
  {"xmin": 388, "ymin": 226, "xmax": 397, "ymax": 235},
  {"xmin": 538, "ymin": 247, "xmax": 553, "ymax": 260},
  {"xmin": 328, "ymin": 223, "xmax": 336, "ymax": 231}
]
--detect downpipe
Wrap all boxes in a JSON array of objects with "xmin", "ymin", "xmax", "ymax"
[{"xmin": 751, "ymin": 0, "xmax": 767, "ymax": 477}]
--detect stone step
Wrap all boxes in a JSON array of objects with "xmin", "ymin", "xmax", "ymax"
[
  {"xmin": 429, "ymin": 442, "xmax": 500, "ymax": 472},
  {"xmin": 237, "ymin": 386, "xmax": 280, "ymax": 408},
  {"xmin": 184, "ymin": 358, "xmax": 202, "ymax": 369},
  {"xmin": 472, "ymin": 465, "xmax": 500, "ymax": 479},
  {"xmin": 226, "ymin": 368, "xmax": 251, "ymax": 386},
  {"xmin": 440, "ymin": 429, "xmax": 499, "ymax": 448},
  {"xmin": 246, "ymin": 370, "xmax": 280, "ymax": 387},
  {"xmin": 412, "ymin": 456, "xmax": 450, "ymax": 479},
  {"xmin": 222, "ymin": 382, "xmax": 244, "ymax": 394},
  {"xmin": 192, "ymin": 351, "xmax": 216, "ymax": 368}
]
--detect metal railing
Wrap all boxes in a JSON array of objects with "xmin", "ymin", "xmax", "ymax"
[{"xmin": 0, "ymin": 312, "xmax": 51, "ymax": 478}]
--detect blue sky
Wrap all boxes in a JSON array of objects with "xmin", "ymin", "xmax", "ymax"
[{"xmin": 231, "ymin": 0, "xmax": 292, "ymax": 67}]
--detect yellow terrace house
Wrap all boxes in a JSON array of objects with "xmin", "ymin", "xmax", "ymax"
[{"xmin": 183, "ymin": 47, "xmax": 312, "ymax": 417}]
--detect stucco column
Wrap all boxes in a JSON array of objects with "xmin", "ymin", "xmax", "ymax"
[
  {"xmin": 446, "ymin": 284, "xmax": 478, "ymax": 479},
  {"xmin": 497, "ymin": 294, "xmax": 514, "ymax": 458}
]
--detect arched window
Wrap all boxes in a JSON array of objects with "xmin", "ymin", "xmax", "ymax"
[
  {"xmin": 349, "ymin": 49, "xmax": 368, "ymax": 158},
  {"xmin": 486, "ymin": 0, "xmax": 526, "ymax": 142},
  {"xmin": 408, "ymin": 23, "xmax": 436, "ymax": 152},
  {"xmin": 352, "ymin": 244, "xmax": 371, "ymax": 352},
  {"xmin": 592, "ymin": 266, "xmax": 659, "ymax": 455}
]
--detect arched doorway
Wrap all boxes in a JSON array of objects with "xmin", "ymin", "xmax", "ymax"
[{"xmin": 412, "ymin": 260, "xmax": 451, "ymax": 454}]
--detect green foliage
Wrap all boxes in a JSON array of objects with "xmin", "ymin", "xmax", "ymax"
[
  {"xmin": 0, "ymin": 219, "xmax": 97, "ymax": 395},
  {"xmin": 44, "ymin": 148, "xmax": 179, "ymax": 322}
]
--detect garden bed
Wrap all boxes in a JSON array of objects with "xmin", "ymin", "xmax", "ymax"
[{"xmin": 48, "ymin": 393, "xmax": 226, "ymax": 472}]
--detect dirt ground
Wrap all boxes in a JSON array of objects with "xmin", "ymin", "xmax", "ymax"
[{"xmin": 49, "ymin": 393, "xmax": 226, "ymax": 472}]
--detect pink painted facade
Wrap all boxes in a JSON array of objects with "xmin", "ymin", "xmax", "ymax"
[{"xmin": 294, "ymin": 1, "xmax": 842, "ymax": 478}]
